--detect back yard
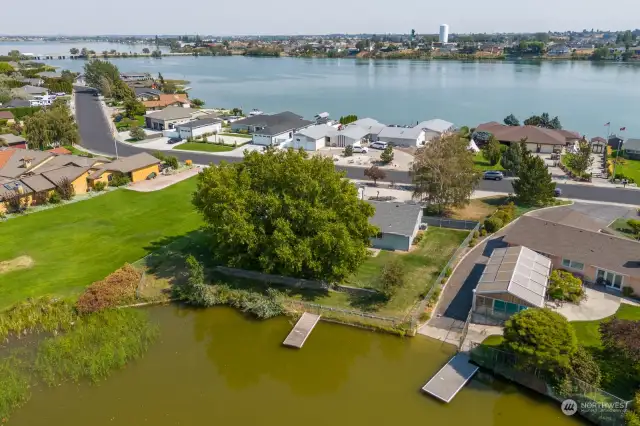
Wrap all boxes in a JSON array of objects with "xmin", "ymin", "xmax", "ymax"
[
  {"xmin": 613, "ymin": 152, "xmax": 640, "ymax": 183},
  {"xmin": 0, "ymin": 178, "xmax": 202, "ymax": 309}
]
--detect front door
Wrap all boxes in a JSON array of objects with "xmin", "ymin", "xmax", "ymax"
[{"xmin": 596, "ymin": 269, "xmax": 623, "ymax": 290}]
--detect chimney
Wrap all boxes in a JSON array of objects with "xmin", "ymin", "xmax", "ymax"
[{"xmin": 21, "ymin": 156, "xmax": 34, "ymax": 169}]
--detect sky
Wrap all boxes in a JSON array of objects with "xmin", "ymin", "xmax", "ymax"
[{"xmin": 2, "ymin": 0, "xmax": 640, "ymax": 35}]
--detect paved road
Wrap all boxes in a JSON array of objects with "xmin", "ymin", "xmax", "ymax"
[{"xmin": 74, "ymin": 88, "xmax": 640, "ymax": 205}]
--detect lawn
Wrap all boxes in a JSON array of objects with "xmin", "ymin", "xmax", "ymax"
[
  {"xmin": 114, "ymin": 115, "xmax": 145, "ymax": 130},
  {"xmin": 612, "ymin": 152, "xmax": 640, "ymax": 183},
  {"xmin": 608, "ymin": 218, "xmax": 639, "ymax": 240},
  {"xmin": 219, "ymin": 132, "xmax": 252, "ymax": 139},
  {"xmin": 473, "ymin": 152, "xmax": 504, "ymax": 172},
  {"xmin": 340, "ymin": 227, "xmax": 468, "ymax": 316},
  {"xmin": 0, "ymin": 178, "xmax": 203, "ymax": 309},
  {"xmin": 447, "ymin": 196, "xmax": 568, "ymax": 221},
  {"xmin": 174, "ymin": 142, "xmax": 235, "ymax": 153},
  {"xmin": 63, "ymin": 145, "xmax": 96, "ymax": 157}
]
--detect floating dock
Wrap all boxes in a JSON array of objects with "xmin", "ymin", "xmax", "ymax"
[
  {"xmin": 421, "ymin": 353, "xmax": 479, "ymax": 403},
  {"xmin": 282, "ymin": 312, "xmax": 321, "ymax": 348}
]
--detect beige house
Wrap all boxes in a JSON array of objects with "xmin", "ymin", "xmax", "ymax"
[
  {"xmin": 503, "ymin": 215, "xmax": 640, "ymax": 294},
  {"xmin": 88, "ymin": 152, "xmax": 160, "ymax": 187}
]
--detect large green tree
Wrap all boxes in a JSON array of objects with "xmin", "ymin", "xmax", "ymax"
[
  {"xmin": 482, "ymin": 136, "xmax": 502, "ymax": 165},
  {"xmin": 504, "ymin": 308, "xmax": 578, "ymax": 374},
  {"xmin": 512, "ymin": 152, "xmax": 556, "ymax": 205},
  {"xmin": 192, "ymin": 149, "xmax": 378, "ymax": 282},
  {"xmin": 83, "ymin": 59, "xmax": 132, "ymax": 100},
  {"xmin": 503, "ymin": 114, "xmax": 520, "ymax": 126},
  {"xmin": 564, "ymin": 138, "xmax": 593, "ymax": 176},
  {"xmin": 24, "ymin": 99, "xmax": 79, "ymax": 150},
  {"xmin": 500, "ymin": 139, "xmax": 527, "ymax": 175},
  {"xmin": 412, "ymin": 134, "xmax": 480, "ymax": 213}
]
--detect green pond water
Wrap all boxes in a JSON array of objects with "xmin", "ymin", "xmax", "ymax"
[{"xmin": 10, "ymin": 305, "xmax": 585, "ymax": 426}]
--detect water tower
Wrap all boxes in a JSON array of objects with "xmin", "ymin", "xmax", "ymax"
[{"xmin": 439, "ymin": 24, "xmax": 449, "ymax": 43}]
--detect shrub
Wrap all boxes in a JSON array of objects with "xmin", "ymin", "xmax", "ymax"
[
  {"xmin": 493, "ymin": 209, "xmax": 511, "ymax": 224},
  {"xmin": 109, "ymin": 174, "xmax": 131, "ymax": 187},
  {"xmin": 48, "ymin": 191, "xmax": 62, "ymax": 204},
  {"xmin": 503, "ymin": 308, "xmax": 578, "ymax": 374},
  {"xmin": 413, "ymin": 232, "xmax": 424, "ymax": 245},
  {"xmin": 93, "ymin": 181, "xmax": 106, "ymax": 192},
  {"xmin": 129, "ymin": 126, "xmax": 146, "ymax": 141},
  {"xmin": 427, "ymin": 287, "xmax": 441, "ymax": 308},
  {"xmin": 343, "ymin": 145, "xmax": 354, "ymax": 157},
  {"xmin": 569, "ymin": 345, "xmax": 601, "ymax": 386},
  {"xmin": 152, "ymin": 151, "xmax": 166, "ymax": 162},
  {"xmin": 548, "ymin": 270, "xmax": 584, "ymax": 303},
  {"xmin": 473, "ymin": 230, "xmax": 480, "ymax": 239},
  {"xmin": 185, "ymin": 159, "xmax": 193, "ymax": 166},
  {"xmin": 165, "ymin": 156, "xmax": 179, "ymax": 169},
  {"xmin": 380, "ymin": 259, "xmax": 405, "ymax": 298},
  {"xmin": 480, "ymin": 229, "xmax": 487, "ymax": 236},
  {"xmin": 76, "ymin": 264, "xmax": 141, "ymax": 314},
  {"xmin": 5, "ymin": 191, "xmax": 26, "ymax": 213},
  {"xmin": 623, "ymin": 286, "xmax": 635, "ymax": 297},
  {"xmin": 468, "ymin": 238, "xmax": 477, "ymax": 247},
  {"xmin": 55, "ymin": 177, "xmax": 75, "ymax": 201},
  {"xmin": 0, "ymin": 297, "xmax": 77, "ymax": 342},
  {"xmin": 483, "ymin": 216, "xmax": 504, "ymax": 233},
  {"xmin": 444, "ymin": 267, "xmax": 453, "ymax": 277}
]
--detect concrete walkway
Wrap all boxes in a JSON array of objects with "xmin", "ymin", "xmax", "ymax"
[
  {"xmin": 126, "ymin": 167, "xmax": 201, "ymax": 192},
  {"xmin": 552, "ymin": 288, "xmax": 639, "ymax": 321}
]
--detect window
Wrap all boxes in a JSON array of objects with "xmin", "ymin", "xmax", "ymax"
[
  {"xmin": 562, "ymin": 258, "xmax": 584, "ymax": 271},
  {"xmin": 597, "ymin": 269, "xmax": 624, "ymax": 290}
]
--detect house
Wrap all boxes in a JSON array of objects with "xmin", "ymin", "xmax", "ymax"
[
  {"xmin": 47, "ymin": 147, "xmax": 73, "ymax": 155},
  {"xmin": 175, "ymin": 118, "xmax": 223, "ymax": 140},
  {"xmin": 590, "ymin": 136, "xmax": 607, "ymax": 154},
  {"xmin": 230, "ymin": 112, "xmax": 313, "ymax": 146},
  {"xmin": 88, "ymin": 152, "xmax": 161, "ymax": 187},
  {"xmin": 20, "ymin": 77, "xmax": 44, "ymax": 86},
  {"xmin": 0, "ymin": 112, "xmax": 16, "ymax": 124},
  {"xmin": 472, "ymin": 246, "xmax": 552, "ymax": 321},
  {"xmin": 0, "ymin": 134, "xmax": 27, "ymax": 149},
  {"xmin": 378, "ymin": 126, "xmax": 425, "ymax": 147},
  {"xmin": 548, "ymin": 45, "xmax": 571, "ymax": 56},
  {"xmin": 120, "ymin": 72, "xmax": 152, "ymax": 82},
  {"xmin": 330, "ymin": 125, "xmax": 369, "ymax": 148},
  {"xmin": 367, "ymin": 201, "xmax": 423, "ymax": 251},
  {"xmin": 144, "ymin": 107, "xmax": 200, "ymax": 131},
  {"xmin": 0, "ymin": 148, "xmax": 111, "ymax": 213},
  {"xmin": 503, "ymin": 215, "xmax": 640, "ymax": 294},
  {"xmin": 292, "ymin": 124, "xmax": 335, "ymax": 151},
  {"xmin": 1, "ymin": 99, "xmax": 31, "ymax": 108},
  {"xmin": 21, "ymin": 85, "xmax": 49, "ymax": 96},
  {"xmin": 416, "ymin": 119, "xmax": 454, "ymax": 141},
  {"xmin": 351, "ymin": 118, "xmax": 385, "ymax": 141},
  {"xmin": 37, "ymin": 71, "xmax": 62, "ymax": 79},
  {"xmin": 623, "ymin": 138, "xmax": 640, "ymax": 160},
  {"xmin": 134, "ymin": 87, "xmax": 163, "ymax": 101},
  {"xmin": 475, "ymin": 122, "xmax": 579, "ymax": 153},
  {"xmin": 608, "ymin": 135, "xmax": 624, "ymax": 150},
  {"xmin": 142, "ymin": 94, "xmax": 191, "ymax": 111}
]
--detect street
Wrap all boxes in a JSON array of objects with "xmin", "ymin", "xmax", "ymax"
[{"xmin": 74, "ymin": 88, "xmax": 640, "ymax": 205}]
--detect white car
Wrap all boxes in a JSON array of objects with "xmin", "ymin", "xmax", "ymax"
[
  {"xmin": 352, "ymin": 145, "xmax": 368, "ymax": 153},
  {"xmin": 370, "ymin": 142, "xmax": 388, "ymax": 150}
]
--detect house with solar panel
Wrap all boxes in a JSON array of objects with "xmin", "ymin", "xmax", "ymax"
[{"xmin": 471, "ymin": 246, "xmax": 552, "ymax": 321}]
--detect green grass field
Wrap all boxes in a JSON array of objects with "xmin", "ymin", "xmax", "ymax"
[
  {"xmin": 0, "ymin": 178, "xmax": 202, "ymax": 309},
  {"xmin": 608, "ymin": 218, "xmax": 639, "ymax": 240},
  {"xmin": 613, "ymin": 151, "xmax": 640, "ymax": 183},
  {"xmin": 473, "ymin": 152, "xmax": 505, "ymax": 172},
  {"xmin": 219, "ymin": 133, "xmax": 252, "ymax": 139},
  {"xmin": 174, "ymin": 142, "xmax": 235, "ymax": 152},
  {"xmin": 341, "ymin": 227, "xmax": 468, "ymax": 316}
]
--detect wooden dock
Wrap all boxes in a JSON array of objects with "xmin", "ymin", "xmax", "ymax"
[
  {"xmin": 421, "ymin": 353, "xmax": 479, "ymax": 403},
  {"xmin": 282, "ymin": 312, "xmax": 321, "ymax": 348}
]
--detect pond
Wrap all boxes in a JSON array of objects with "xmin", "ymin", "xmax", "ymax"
[{"xmin": 9, "ymin": 305, "xmax": 585, "ymax": 426}]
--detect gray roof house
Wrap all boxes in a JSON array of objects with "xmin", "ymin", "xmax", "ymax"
[
  {"xmin": 292, "ymin": 124, "xmax": 336, "ymax": 151},
  {"xmin": 367, "ymin": 201, "xmax": 424, "ymax": 251},
  {"xmin": 331, "ymin": 125, "xmax": 369, "ymax": 148},
  {"xmin": 377, "ymin": 126, "xmax": 425, "ymax": 147},
  {"xmin": 351, "ymin": 118, "xmax": 386, "ymax": 140},
  {"xmin": 417, "ymin": 119, "xmax": 454, "ymax": 141},
  {"xmin": 624, "ymin": 138, "xmax": 640, "ymax": 159},
  {"xmin": 230, "ymin": 112, "xmax": 313, "ymax": 146},
  {"xmin": 37, "ymin": 71, "xmax": 62, "ymax": 79},
  {"xmin": 21, "ymin": 85, "xmax": 49, "ymax": 95},
  {"xmin": 144, "ymin": 107, "xmax": 199, "ymax": 131},
  {"xmin": 1, "ymin": 99, "xmax": 31, "ymax": 108}
]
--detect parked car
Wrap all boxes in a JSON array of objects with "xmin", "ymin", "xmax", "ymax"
[
  {"xmin": 483, "ymin": 170, "xmax": 504, "ymax": 181},
  {"xmin": 167, "ymin": 137, "xmax": 182, "ymax": 144},
  {"xmin": 352, "ymin": 145, "xmax": 368, "ymax": 153},
  {"xmin": 370, "ymin": 142, "xmax": 388, "ymax": 150},
  {"xmin": 554, "ymin": 188, "xmax": 562, "ymax": 197}
]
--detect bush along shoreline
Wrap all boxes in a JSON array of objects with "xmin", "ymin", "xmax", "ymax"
[{"xmin": 0, "ymin": 264, "xmax": 159, "ymax": 422}]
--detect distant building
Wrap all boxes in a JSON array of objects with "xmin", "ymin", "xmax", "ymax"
[{"xmin": 439, "ymin": 24, "xmax": 449, "ymax": 44}]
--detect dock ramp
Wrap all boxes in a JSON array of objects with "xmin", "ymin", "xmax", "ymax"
[
  {"xmin": 283, "ymin": 312, "xmax": 321, "ymax": 348},
  {"xmin": 421, "ymin": 353, "xmax": 478, "ymax": 403}
]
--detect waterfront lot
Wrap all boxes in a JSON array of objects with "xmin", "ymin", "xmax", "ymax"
[{"xmin": 0, "ymin": 178, "xmax": 202, "ymax": 309}]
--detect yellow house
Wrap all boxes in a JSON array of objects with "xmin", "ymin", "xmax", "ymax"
[{"xmin": 88, "ymin": 152, "xmax": 161, "ymax": 187}]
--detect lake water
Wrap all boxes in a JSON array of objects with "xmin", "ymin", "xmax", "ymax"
[
  {"xmin": 26, "ymin": 49, "xmax": 640, "ymax": 138},
  {"xmin": 0, "ymin": 41, "xmax": 169, "ymax": 55},
  {"xmin": 9, "ymin": 305, "xmax": 584, "ymax": 426}
]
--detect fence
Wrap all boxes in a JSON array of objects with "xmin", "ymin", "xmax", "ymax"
[
  {"xmin": 409, "ymin": 221, "xmax": 480, "ymax": 329},
  {"xmin": 286, "ymin": 300, "xmax": 406, "ymax": 333},
  {"xmin": 214, "ymin": 266, "xmax": 330, "ymax": 291},
  {"xmin": 421, "ymin": 216, "xmax": 479, "ymax": 230},
  {"xmin": 470, "ymin": 343, "xmax": 630, "ymax": 426}
]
